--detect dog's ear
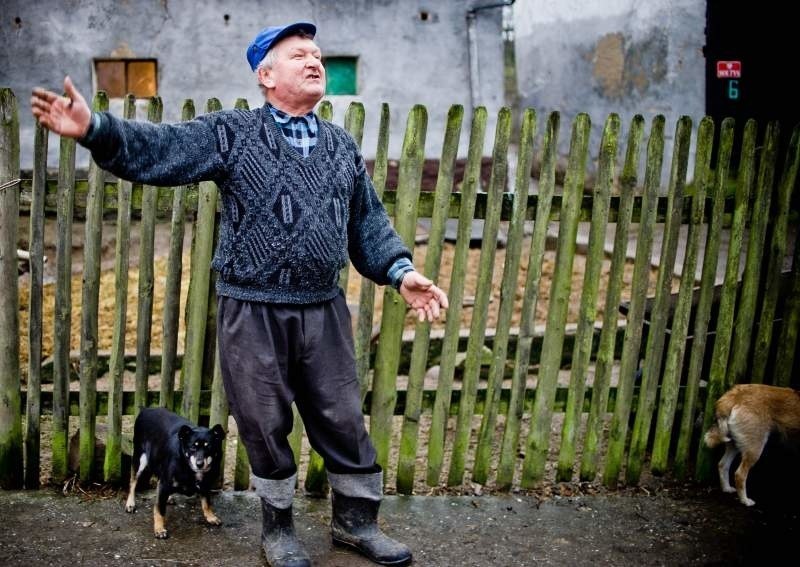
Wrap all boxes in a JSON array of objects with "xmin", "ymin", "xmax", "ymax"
[
  {"xmin": 211, "ymin": 424, "xmax": 226, "ymax": 440},
  {"xmin": 178, "ymin": 425, "xmax": 193, "ymax": 443}
]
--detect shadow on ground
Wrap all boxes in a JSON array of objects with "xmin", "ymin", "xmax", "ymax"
[{"xmin": 1, "ymin": 480, "xmax": 798, "ymax": 566}]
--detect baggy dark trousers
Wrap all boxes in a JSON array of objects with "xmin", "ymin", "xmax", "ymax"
[{"xmin": 217, "ymin": 293, "xmax": 379, "ymax": 480}]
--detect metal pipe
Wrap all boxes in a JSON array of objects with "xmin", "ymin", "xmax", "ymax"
[{"xmin": 466, "ymin": 0, "xmax": 516, "ymax": 110}]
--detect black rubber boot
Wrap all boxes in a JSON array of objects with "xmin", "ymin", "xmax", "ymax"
[
  {"xmin": 260, "ymin": 499, "xmax": 311, "ymax": 567},
  {"xmin": 330, "ymin": 491, "xmax": 412, "ymax": 566}
]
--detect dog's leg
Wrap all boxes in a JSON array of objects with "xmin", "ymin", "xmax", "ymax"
[
  {"xmin": 200, "ymin": 494, "xmax": 222, "ymax": 526},
  {"xmin": 154, "ymin": 481, "xmax": 170, "ymax": 539},
  {"xmin": 717, "ymin": 443, "xmax": 738, "ymax": 493},
  {"xmin": 125, "ymin": 452, "xmax": 148, "ymax": 513},
  {"xmin": 734, "ymin": 432, "xmax": 768, "ymax": 507}
]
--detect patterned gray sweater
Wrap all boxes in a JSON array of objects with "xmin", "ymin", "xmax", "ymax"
[{"xmin": 80, "ymin": 105, "xmax": 411, "ymax": 304}]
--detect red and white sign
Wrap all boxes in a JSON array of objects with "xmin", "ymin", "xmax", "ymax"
[{"xmin": 716, "ymin": 61, "xmax": 741, "ymax": 78}]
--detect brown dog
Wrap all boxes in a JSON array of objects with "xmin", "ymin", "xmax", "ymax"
[{"xmin": 704, "ymin": 383, "xmax": 800, "ymax": 506}]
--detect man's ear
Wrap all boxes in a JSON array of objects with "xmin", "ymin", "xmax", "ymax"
[{"xmin": 258, "ymin": 66, "xmax": 275, "ymax": 89}]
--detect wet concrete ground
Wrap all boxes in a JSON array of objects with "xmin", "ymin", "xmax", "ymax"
[{"xmin": 1, "ymin": 484, "xmax": 798, "ymax": 566}]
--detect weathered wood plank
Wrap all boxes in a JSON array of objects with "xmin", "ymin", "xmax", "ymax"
[
  {"xmin": 650, "ymin": 116, "xmax": 713, "ymax": 475},
  {"xmin": 580, "ymin": 115, "xmax": 644, "ymax": 482},
  {"xmin": 521, "ymin": 113, "xmax": 590, "ymax": 487},
  {"xmin": 181, "ymin": 98, "xmax": 221, "ymax": 423},
  {"xmin": 79, "ymin": 92, "xmax": 109, "ymax": 482},
  {"xmin": 104, "ymin": 94, "xmax": 136, "ymax": 484},
  {"xmin": 695, "ymin": 120, "xmax": 759, "ymax": 482},
  {"xmin": 160, "ymin": 99, "xmax": 195, "ymax": 410},
  {"xmin": 603, "ymin": 115, "xmax": 665, "ymax": 489},
  {"xmin": 673, "ymin": 118, "xmax": 734, "ymax": 479},
  {"xmin": 556, "ymin": 113, "xmax": 619, "ymax": 482},
  {"xmin": 396, "ymin": 104, "xmax": 463, "ymax": 494},
  {"xmin": 51, "ymin": 126, "xmax": 77, "ymax": 482},
  {"xmin": 472, "ymin": 107, "xmax": 537, "ymax": 486},
  {"xmin": 372, "ymin": 104, "xmax": 427, "ymax": 474},
  {"xmin": 426, "ymin": 107, "xmax": 486, "ymax": 486},
  {"xmin": 448, "ymin": 107, "xmax": 511, "ymax": 486},
  {"xmin": 626, "ymin": 116, "xmax": 692, "ymax": 484},
  {"xmin": 496, "ymin": 111, "xmax": 560, "ymax": 490}
]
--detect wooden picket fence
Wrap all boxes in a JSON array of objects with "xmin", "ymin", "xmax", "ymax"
[{"xmin": 1, "ymin": 87, "xmax": 798, "ymax": 494}]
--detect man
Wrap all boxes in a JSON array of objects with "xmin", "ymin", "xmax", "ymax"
[{"xmin": 32, "ymin": 21, "xmax": 447, "ymax": 567}]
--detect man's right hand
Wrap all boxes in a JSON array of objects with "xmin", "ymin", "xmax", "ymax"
[{"xmin": 31, "ymin": 76, "xmax": 91, "ymax": 139}]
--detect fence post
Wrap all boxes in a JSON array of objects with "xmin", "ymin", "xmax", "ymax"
[
  {"xmin": 496, "ymin": 111, "xmax": 560, "ymax": 490},
  {"xmin": 160, "ymin": 99, "xmax": 195, "ymax": 410},
  {"xmin": 104, "ymin": 94, "xmax": 136, "ymax": 484},
  {"xmin": 651, "ymin": 116, "xmax": 714, "ymax": 475},
  {"xmin": 426, "ymin": 107, "xmax": 487, "ymax": 486},
  {"xmin": 521, "ymin": 113, "xmax": 590, "ymax": 487},
  {"xmin": 556, "ymin": 113, "xmax": 619, "ymax": 482},
  {"xmin": 626, "ymin": 116, "xmax": 692, "ymax": 484},
  {"xmin": 695, "ymin": 119, "xmax": 760, "ymax": 482},
  {"xmin": 603, "ymin": 115, "xmax": 665, "ymax": 489},
  {"xmin": 0, "ymin": 87, "xmax": 23, "ymax": 488},
  {"xmin": 371, "ymin": 104, "xmax": 427, "ymax": 473},
  {"xmin": 447, "ymin": 107, "xmax": 511, "ymax": 487},
  {"xmin": 673, "ymin": 117, "xmax": 734, "ymax": 479},
  {"xmin": 579, "ymin": 115, "xmax": 644, "ymax": 482},
  {"xmin": 51, "ymin": 118, "xmax": 77, "ymax": 482}
]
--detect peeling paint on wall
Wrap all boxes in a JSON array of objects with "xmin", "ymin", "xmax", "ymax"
[
  {"xmin": 592, "ymin": 29, "xmax": 668, "ymax": 100},
  {"xmin": 593, "ymin": 32, "xmax": 625, "ymax": 99}
]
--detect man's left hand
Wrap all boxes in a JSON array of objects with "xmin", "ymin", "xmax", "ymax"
[{"xmin": 398, "ymin": 271, "xmax": 449, "ymax": 322}]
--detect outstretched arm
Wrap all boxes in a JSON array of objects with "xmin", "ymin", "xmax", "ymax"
[
  {"xmin": 398, "ymin": 271, "xmax": 449, "ymax": 323},
  {"xmin": 30, "ymin": 76, "xmax": 91, "ymax": 139}
]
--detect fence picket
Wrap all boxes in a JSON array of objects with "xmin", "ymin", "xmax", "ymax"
[
  {"xmin": 556, "ymin": 114, "xmax": 619, "ymax": 482},
  {"xmin": 372, "ymin": 105, "xmax": 427, "ymax": 475},
  {"xmin": 134, "ymin": 97, "xmax": 163, "ymax": 412},
  {"xmin": 104, "ymin": 94, "xmax": 136, "ymax": 484},
  {"xmin": 673, "ymin": 118, "xmax": 735, "ymax": 478},
  {"xmin": 695, "ymin": 119, "xmax": 760, "ymax": 481},
  {"xmin": 472, "ymin": 107, "xmax": 537, "ymax": 485},
  {"xmin": 339, "ymin": 102, "xmax": 366, "ymax": 292},
  {"xmin": 181, "ymin": 98, "xmax": 221, "ymax": 423},
  {"xmin": 0, "ymin": 88, "xmax": 22, "ymax": 488},
  {"xmin": 426, "ymin": 107, "xmax": 487, "ymax": 486},
  {"xmin": 447, "ymin": 108, "xmax": 511, "ymax": 486},
  {"xmin": 626, "ymin": 116, "xmax": 692, "ymax": 484},
  {"xmin": 651, "ymin": 116, "xmax": 714, "ymax": 475},
  {"xmin": 521, "ymin": 113, "xmax": 590, "ymax": 487},
  {"xmin": 750, "ymin": 124, "xmax": 798, "ymax": 384},
  {"xmin": 396, "ymin": 104, "xmax": 463, "ymax": 494},
  {"xmin": 579, "ymin": 115, "xmax": 644, "ymax": 482},
  {"xmin": 51, "ymin": 128, "xmax": 77, "ymax": 482},
  {"xmin": 496, "ymin": 111, "xmax": 560, "ymax": 490},
  {"xmin": 78, "ymin": 92, "xmax": 109, "ymax": 482},
  {"xmin": 160, "ymin": 99, "xmax": 195, "ymax": 410},
  {"xmin": 726, "ymin": 123, "xmax": 779, "ymax": 387},
  {"xmin": 603, "ymin": 115, "xmax": 665, "ymax": 488}
]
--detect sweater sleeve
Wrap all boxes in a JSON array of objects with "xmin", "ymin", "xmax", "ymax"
[
  {"xmin": 78, "ymin": 111, "xmax": 225, "ymax": 186},
  {"xmin": 347, "ymin": 152, "xmax": 412, "ymax": 286}
]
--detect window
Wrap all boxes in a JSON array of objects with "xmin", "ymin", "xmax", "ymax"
[
  {"xmin": 324, "ymin": 57, "xmax": 357, "ymax": 95},
  {"xmin": 94, "ymin": 59, "xmax": 157, "ymax": 98}
]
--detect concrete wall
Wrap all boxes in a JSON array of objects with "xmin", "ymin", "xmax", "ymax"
[
  {"xmin": 1, "ymin": 0, "xmax": 504, "ymax": 169},
  {"xmin": 514, "ymin": 0, "xmax": 706, "ymax": 182}
]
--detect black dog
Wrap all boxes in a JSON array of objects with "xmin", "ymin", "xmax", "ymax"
[{"xmin": 125, "ymin": 407, "xmax": 226, "ymax": 538}]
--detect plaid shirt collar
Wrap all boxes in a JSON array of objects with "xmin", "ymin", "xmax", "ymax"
[{"xmin": 267, "ymin": 104, "xmax": 318, "ymax": 158}]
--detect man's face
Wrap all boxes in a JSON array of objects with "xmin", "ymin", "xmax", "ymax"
[{"xmin": 259, "ymin": 35, "xmax": 325, "ymax": 112}]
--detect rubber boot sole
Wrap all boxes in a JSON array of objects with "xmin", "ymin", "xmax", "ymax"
[{"xmin": 332, "ymin": 537, "xmax": 413, "ymax": 566}]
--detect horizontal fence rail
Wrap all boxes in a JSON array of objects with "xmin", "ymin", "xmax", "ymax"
[{"xmin": 1, "ymin": 87, "xmax": 799, "ymax": 494}]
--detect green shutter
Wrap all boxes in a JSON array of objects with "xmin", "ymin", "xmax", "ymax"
[{"xmin": 325, "ymin": 57, "xmax": 357, "ymax": 95}]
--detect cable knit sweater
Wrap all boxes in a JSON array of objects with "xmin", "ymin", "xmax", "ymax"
[{"xmin": 80, "ymin": 104, "xmax": 411, "ymax": 304}]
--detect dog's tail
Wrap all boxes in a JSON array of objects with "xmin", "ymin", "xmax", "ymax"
[{"xmin": 704, "ymin": 417, "xmax": 731, "ymax": 448}]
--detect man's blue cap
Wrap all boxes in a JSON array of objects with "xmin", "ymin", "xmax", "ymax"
[{"xmin": 247, "ymin": 22, "xmax": 317, "ymax": 72}]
